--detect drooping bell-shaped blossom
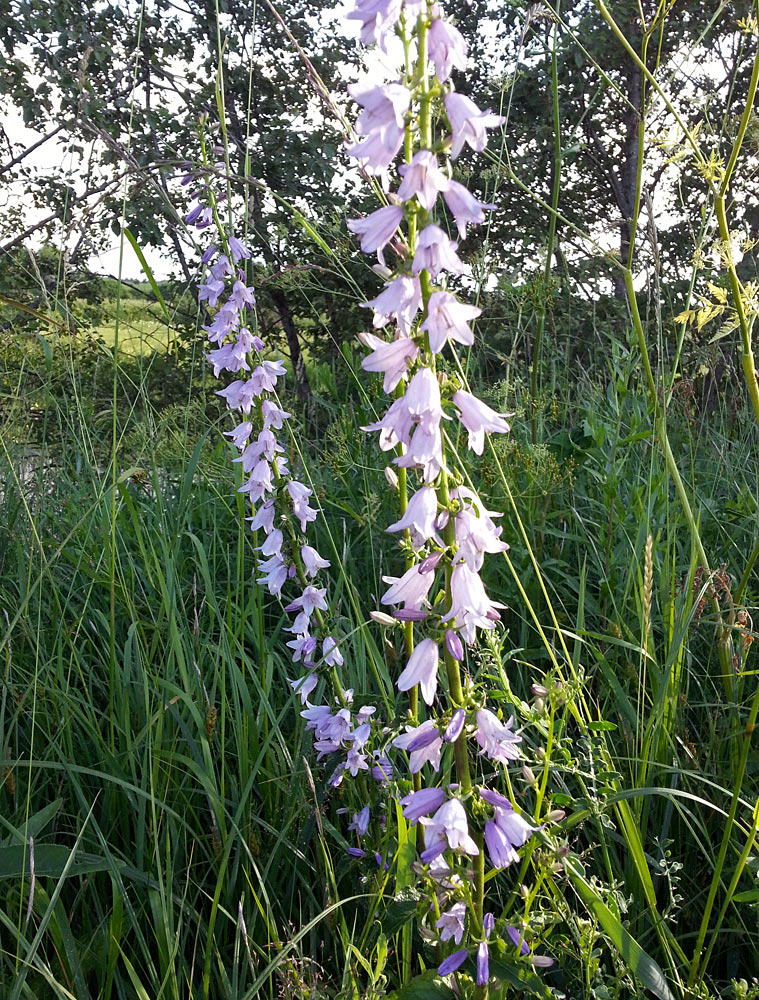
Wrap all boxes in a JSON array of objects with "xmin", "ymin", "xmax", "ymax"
[
  {"xmin": 436, "ymin": 902, "xmax": 466, "ymax": 944},
  {"xmin": 506, "ymin": 925, "xmax": 530, "ymax": 956},
  {"xmin": 453, "ymin": 389, "xmax": 512, "ymax": 455},
  {"xmin": 494, "ymin": 803, "xmax": 535, "ymax": 850},
  {"xmin": 205, "ymin": 343, "xmax": 250, "ymax": 378},
  {"xmin": 261, "ymin": 399, "xmax": 290, "ymax": 430},
  {"xmin": 484, "ymin": 819, "xmax": 519, "ymax": 868},
  {"xmin": 224, "ymin": 420, "xmax": 252, "ymax": 450},
  {"xmin": 238, "ymin": 457, "xmax": 275, "ymax": 503},
  {"xmin": 301, "ymin": 545, "xmax": 330, "ymax": 578},
  {"xmin": 361, "ymin": 274, "xmax": 422, "ymax": 336},
  {"xmin": 249, "ymin": 497, "xmax": 275, "ymax": 533},
  {"xmin": 421, "ymin": 798, "xmax": 479, "ymax": 855},
  {"xmin": 287, "ymin": 634, "xmax": 317, "ymax": 663},
  {"xmin": 234, "ymin": 430, "xmax": 283, "ymax": 472},
  {"xmin": 441, "ymin": 563, "xmax": 505, "ymax": 644},
  {"xmin": 421, "ymin": 291, "xmax": 481, "ymax": 353},
  {"xmin": 359, "ymin": 332, "xmax": 419, "ymax": 392},
  {"xmin": 346, "ymin": 0, "xmax": 403, "ymax": 51},
  {"xmin": 256, "ymin": 555, "xmax": 288, "ymax": 596},
  {"xmin": 289, "ymin": 672, "xmax": 318, "ymax": 705},
  {"xmin": 348, "ymin": 205, "xmax": 403, "ymax": 260},
  {"xmin": 444, "ymin": 92, "xmax": 506, "ymax": 160},
  {"xmin": 362, "ymin": 395, "xmax": 414, "ymax": 451},
  {"xmin": 399, "ymin": 786, "xmax": 446, "ymax": 824},
  {"xmin": 349, "ymin": 806, "xmax": 371, "ymax": 836},
  {"xmin": 322, "ymin": 636, "xmax": 344, "ymax": 667},
  {"xmin": 286, "ymin": 585, "xmax": 328, "ymax": 618},
  {"xmin": 398, "ymin": 150, "xmax": 450, "ymax": 211},
  {"xmin": 412, "ymin": 224, "xmax": 466, "ymax": 279},
  {"xmin": 443, "ymin": 180, "xmax": 496, "ymax": 239},
  {"xmin": 227, "ymin": 235, "xmax": 251, "ymax": 263},
  {"xmin": 385, "ymin": 485, "xmax": 440, "ymax": 547},
  {"xmin": 288, "ymin": 480, "xmax": 318, "ymax": 531},
  {"xmin": 250, "ymin": 359, "xmax": 287, "ymax": 395},
  {"xmin": 438, "ymin": 950, "xmax": 468, "ymax": 977},
  {"xmin": 258, "ymin": 528, "xmax": 283, "ymax": 559},
  {"xmin": 346, "ymin": 129, "xmax": 405, "ymax": 175},
  {"xmin": 396, "ymin": 637, "xmax": 439, "ymax": 705},
  {"xmin": 229, "ymin": 279, "xmax": 255, "ymax": 310},
  {"xmin": 349, "ymin": 81, "xmax": 410, "ymax": 138},
  {"xmin": 454, "ymin": 503, "xmax": 509, "ymax": 571},
  {"xmin": 395, "ymin": 420, "xmax": 445, "ymax": 483},
  {"xmin": 393, "ymin": 719, "xmax": 443, "ymax": 772},
  {"xmin": 371, "ymin": 750, "xmax": 393, "ymax": 783},
  {"xmin": 475, "ymin": 709, "xmax": 521, "ymax": 764},
  {"xmin": 381, "ymin": 563, "xmax": 435, "ymax": 609},
  {"xmin": 476, "ymin": 941, "xmax": 490, "ymax": 986},
  {"xmin": 428, "ymin": 17, "xmax": 468, "ymax": 81},
  {"xmin": 198, "ymin": 276, "xmax": 225, "ymax": 307}
]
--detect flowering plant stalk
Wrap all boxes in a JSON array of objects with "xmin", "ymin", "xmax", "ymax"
[{"xmin": 185, "ymin": 4, "xmax": 565, "ymax": 995}]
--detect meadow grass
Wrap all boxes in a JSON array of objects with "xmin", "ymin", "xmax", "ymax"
[{"xmin": 1, "ymin": 310, "xmax": 758, "ymax": 999}]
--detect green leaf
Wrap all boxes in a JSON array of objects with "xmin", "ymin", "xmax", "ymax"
[
  {"xmin": 565, "ymin": 857, "xmax": 675, "ymax": 1000},
  {"xmin": 382, "ymin": 887, "xmax": 419, "ymax": 937},
  {"xmin": 487, "ymin": 954, "xmax": 555, "ymax": 998},
  {"xmin": 0, "ymin": 845, "xmax": 119, "ymax": 880},
  {"xmin": 390, "ymin": 971, "xmax": 456, "ymax": 999},
  {"xmin": 123, "ymin": 228, "xmax": 170, "ymax": 323},
  {"xmin": 0, "ymin": 799, "xmax": 63, "ymax": 847}
]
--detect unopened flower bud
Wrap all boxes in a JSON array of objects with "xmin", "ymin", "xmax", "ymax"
[
  {"xmin": 419, "ymin": 551, "xmax": 443, "ymax": 574},
  {"xmin": 519, "ymin": 884, "xmax": 529, "ymax": 899},
  {"xmin": 545, "ymin": 809, "xmax": 566, "ymax": 824},
  {"xmin": 384, "ymin": 466, "xmax": 399, "ymax": 490},
  {"xmin": 531, "ymin": 683, "xmax": 548, "ymax": 697},
  {"xmin": 434, "ymin": 509, "xmax": 450, "ymax": 531},
  {"xmin": 394, "ymin": 608, "xmax": 428, "ymax": 622},
  {"xmin": 521, "ymin": 766, "xmax": 536, "ymax": 786},
  {"xmin": 551, "ymin": 860, "xmax": 564, "ymax": 872},
  {"xmin": 445, "ymin": 629, "xmax": 464, "ymax": 661},
  {"xmin": 555, "ymin": 844, "xmax": 570, "ymax": 858},
  {"xmin": 535, "ymin": 745, "xmax": 546, "ymax": 760},
  {"xmin": 443, "ymin": 708, "xmax": 466, "ymax": 742},
  {"xmin": 370, "ymin": 610, "xmax": 397, "ymax": 627},
  {"xmin": 533, "ymin": 697, "xmax": 545, "ymax": 714}
]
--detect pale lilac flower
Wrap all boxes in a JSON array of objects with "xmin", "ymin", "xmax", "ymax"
[
  {"xmin": 381, "ymin": 563, "xmax": 434, "ymax": 609},
  {"xmin": 238, "ymin": 458, "xmax": 274, "ymax": 503},
  {"xmin": 349, "ymin": 81, "xmax": 410, "ymax": 137},
  {"xmin": 256, "ymin": 555, "xmax": 288, "ymax": 596},
  {"xmin": 393, "ymin": 720, "xmax": 443, "ymax": 772},
  {"xmin": 484, "ymin": 819, "xmax": 519, "ymax": 868},
  {"xmin": 228, "ymin": 235, "xmax": 251, "ymax": 263},
  {"xmin": 250, "ymin": 359, "xmax": 287, "ymax": 395},
  {"xmin": 453, "ymin": 389, "xmax": 512, "ymax": 455},
  {"xmin": 418, "ymin": 550, "xmax": 443, "ymax": 574},
  {"xmin": 359, "ymin": 332, "xmax": 418, "ymax": 392},
  {"xmin": 288, "ymin": 481, "xmax": 318, "ymax": 531},
  {"xmin": 258, "ymin": 528, "xmax": 283, "ymax": 558},
  {"xmin": 476, "ymin": 941, "xmax": 489, "ymax": 985},
  {"xmin": 445, "ymin": 92, "xmax": 505, "ymax": 160},
  {"xmin": 443, "ymin": 180, "xmax": 495, "ymax": 238},
  {"xmin": 322, "ymin": 636, "xmax": 343, "ymax": 667},
  {"xmin": 345, "ymin": 129, "xmax": 405, "ymax": 174},
  {"xmin": 249, "ymin": 498, "xmax": 275, "ymax": 533},
  {"xmin": 428, "ymin": 18, "xmax": 468, "ymax": 81},
  {"xmin": 399, "ymin": 786, "xmax": 446, "ymax": 824},
  {"xmin": 475, "ymin": 709, "xmax": 521, "ymax": 764},
  {"xmin": 229, "ymin": 279, "xmax": 255, "ymax": 309},
  {"xmin": 287, "ymin": 634, "xmax": 316, "ymax": 664},
  {"xmin": 412, "ymin": 224, "xmax": 466, "ymax": 279},
  {"xmin": 494, "ymin": 804, "xmax": 535, "ymax": 851},
  {"xmin": 346, "ymin": 0, "xmax": 403, "ymax": 51},
  {"xmin": 198, "ymin": 277, "xmax": 225, "ymax": 307},
  {"xmin": 421, "ymin": 798, "xmax": 479, "ymax": 855},
  {"xmin": 348, "ymin": 205, "xmax": 403, "ymax": 260},
  {"xmin": 286, "ymin": 585, "xmax": 328, "ymax": 617},
  {"xmin": 441, "ymin": 563, "xmax": 505, "ymax": 644},
  {"xmin": 362, "ymin": 274, "xmax": 422, "ymax": 336},
  {"xmin": 421, "ymin": 291, "xmax": 481, "ymax": 353},
  {"xmin": 371, "ymin": 751, "xmax": 393, "ymax": 783},
  {"xmin": 346, "ymin": 748, "xmax": 369, "ymax": 776},
  {"xmin": 361, "ymin": 396, "xmax": 414, "ymax": 451},
  {"xmin": 224, "ymin": 420, "xmax": 252, "ymax": 450},
  {"xmin": 349, "ymin": 806, "xmax": 371, "ymax": 836},
  {"xmin": 211, "ymin": 255, "xmax": 233, "ymax": 280},
  {"xmin": 454, "ymin": 502, "xmax": 509, "ymax": 571},
  {"xmin": 201, "ymin": 243, "xmax": 217, "ymax": 264},
  {"xmin": 205, "ymin": 343, "xmax": 250, "ymax": 377},
  {"xmin": 398, "ymin": 150, "xmax": 450, "ymax": 210},
  {"xmin": 289, "ymin": 672, "xmax": 318, "ymax": 704},
  {"xmin": 261, "ymin": 399, "xmax": 291, "ymax": 430},
  {"xmin": 385, "ymin": 486, "xmax": 440, "ymax": 546},
  {"xmin": 483, "ymin": 913, "xmax": 495, "ymax": 938},
  {"xmin": 436, "ymin": 902, "xmax": 466, "ymax": 944},
  {"xmin": 396, "ymin": 637, "xmax": 439, "ymax": 705},
  {"xmin": 438, "ymin": 950, "xmax": 468, "ymax": 977},
  {"xmin": 347, "ymin": 846, "xmax": 366, "ymax": 858},
  {"xmin": 395, "ymin": 420, "xmax": 445, "ymax": 483},
  {"xmin": 301, "ymin": 545, "xmax": 330, "ymax": 578}
]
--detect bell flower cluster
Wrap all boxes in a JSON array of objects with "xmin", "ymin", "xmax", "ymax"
[{"xmin": 341, "ymin": 0, "xmax": 559, "ymax": 991}]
